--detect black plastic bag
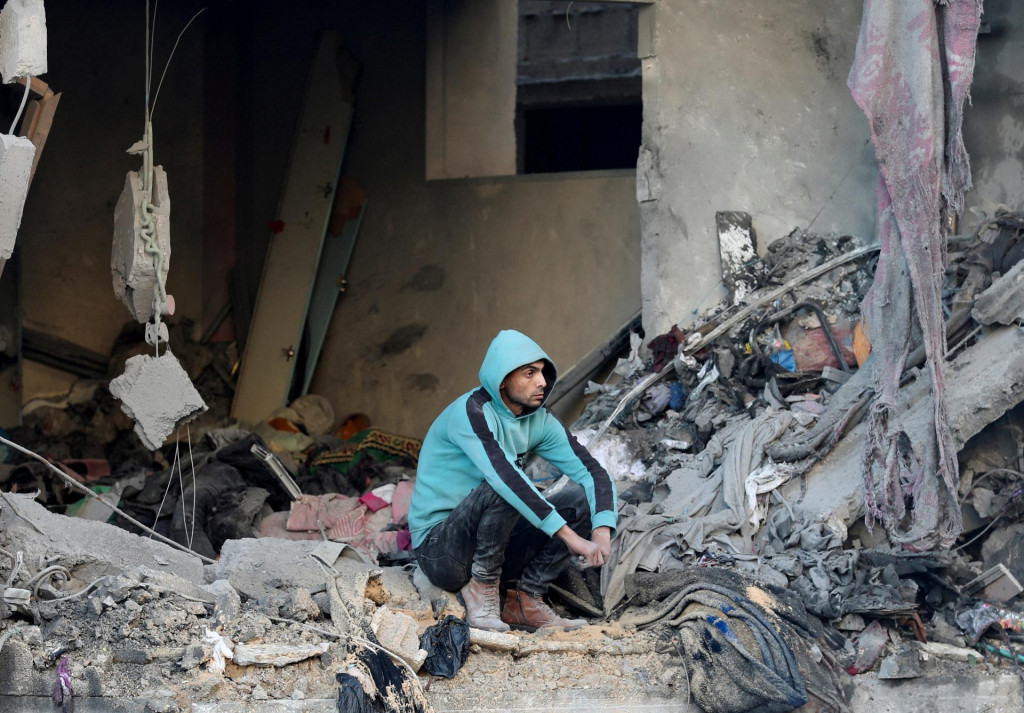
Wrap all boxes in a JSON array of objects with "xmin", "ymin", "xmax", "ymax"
[
  {"xmin": 420, "ymin": 615, "xmax": 471, "ymax": 678},
  {"xmin": 336, "ymin": 672, "xmax": 372, "ymax": 713}
]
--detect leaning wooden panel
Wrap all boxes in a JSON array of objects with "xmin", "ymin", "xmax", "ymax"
[{"xmin": 231, "ymin": 30, "xmax": 359, "ymax": 423}]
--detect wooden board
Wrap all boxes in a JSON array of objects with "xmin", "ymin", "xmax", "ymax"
[
  {"xmin": 20, "ymin": 89, "xmax": 60, "ymax": 184},
  {"xmin": 231, "ymin": 32, "xmax": 359, "ymax": 423},
  {"xmin": 300, "ymin": 178, "xmax": 366, "ymax": 395}
]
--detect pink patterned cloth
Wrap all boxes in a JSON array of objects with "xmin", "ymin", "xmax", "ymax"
[
  {"xmin": 256, "ymin": 488, "xmax": 414, "ymax": 559},
  {"xmin": 849, "ymin": 0, "xmax": 981, "ymax": 550}
]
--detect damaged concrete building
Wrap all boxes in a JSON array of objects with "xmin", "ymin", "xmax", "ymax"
[{"xmin": 1, "ymin": 0, "xmax": 1024, "ymax": 711}]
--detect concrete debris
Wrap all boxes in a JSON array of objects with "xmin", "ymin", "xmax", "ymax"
[
  {"xmin": 109, "ymin": 351, "xmax": 208, "ymax": 451},
  {"xmin": 877, "ymin": 646, "xmax": 922, "ymax": 680},
  {"xmin": 232, "ymin": 641, "xmax": 329, "ymax": 667},
  {"xmin": 8, "ymin": 216, "xmax": 1024, "ymax": 710},
  {"xmin": 111, "ymin": 167, "xmax": 171, "ymax": 323},
  {"xmin": 204, "ymin": 579, "xmax": 242, "ymax": 628},
  {"xmin": 0, "ymin": 0, "xmax": 47, "ymax": 83},
  {"xmin": 369, "ymin": 605, "xmax": 428, "ymax": 671},
  {"xmin": 0, "ymin": 134, "xmax": 36, "ymax": 260}
]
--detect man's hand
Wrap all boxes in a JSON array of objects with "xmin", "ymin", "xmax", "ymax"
[
  {"xmin": 557, "ymin": 525, "xmax": 608, "ymax": 569},
  {"xmin": 591, "ymin": 526, "xmax": 612, "ymax": 562}
]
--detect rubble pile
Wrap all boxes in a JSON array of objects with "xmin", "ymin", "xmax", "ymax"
[
  {"xmin": 4, "ymin": 214, "xmax": 1024, "ymax": 710},
  {"xmin": 562, "ymin": 211, "xmax": 1024, "ymax": 707}
]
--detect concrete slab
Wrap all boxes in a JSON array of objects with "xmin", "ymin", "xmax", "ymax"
[
  {"xmin": 109, "ymin": 350, "xmax": 207, "ymax": 450},
  {"xmin": 786, "ymin": 325, "xmax": 1024, "ymax": 530},
  {"xmin": 848, "ymin": 671, "xmax": 1022, "ymax": 712},
  {"xmin": 0, "ymin": 492, "xmax": 205, "ymax": 585},
  {"xmin": 206, "ymin": 538, "xmax": 374, "ymax": 601},
  {"xmin": 111, "ymin": 166, "xmax": 171, "ymax": 323},
  {"xmin": 0, "ymin": 133, "xmax": 35, "ymax": 259},
  {"xmin": 0, "ymin": 0, "xmax": 47, "ymax": 83}
]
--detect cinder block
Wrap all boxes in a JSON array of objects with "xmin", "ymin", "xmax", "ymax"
[
  {"xmin": 111, "ymin": 166, "xmax": 171, "ymax": 322},
  {"xmin": 0, "ymin": 133, "xmax": 35, "ymax": 259},
  {"xmin": 0, "ymin": 0, "xmax": 47, "ymax": 83}
]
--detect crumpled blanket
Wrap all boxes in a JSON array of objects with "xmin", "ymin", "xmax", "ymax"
[{"xmin": 849, "ymin": 0, "xmax": 982, "ymax": 550}]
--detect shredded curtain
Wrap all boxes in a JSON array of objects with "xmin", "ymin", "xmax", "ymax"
[{"xmin": 849, "ymin": 0, "xmax": 982, "ymax": 550}]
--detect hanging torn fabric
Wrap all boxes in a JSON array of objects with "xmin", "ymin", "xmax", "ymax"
[{"xmin": 849, "ymin": 0, "xmax": 982, "ymax": 550}]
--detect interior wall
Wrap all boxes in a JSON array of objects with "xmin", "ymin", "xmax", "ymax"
[
  {"xmin": 638, "ymin": 0, "xmax": 878, "ymax": 338},
  {"xmin": 17, "ymin": 0, "xmax": 205, "ymax": 400},
  {"xmin": 425, "ymin": 0, "xmax": 519, "ymax": 179},
  {"xmin": 961, "ymin": 0, "xmax": 1024, "ymax": 225},
  {"xmin": 240, "ymin": 3, "xmax": 640, "ymax": 437}
]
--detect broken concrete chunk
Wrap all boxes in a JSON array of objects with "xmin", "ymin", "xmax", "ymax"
[
  {"xmin": 178, "ymin": 644, "xmax": 206, "ymax": 671},
  {"xmin": 232, "ymin": 641, "xmax": 329, "ymax": 667},
  {"xmin": 109, "ymin": 350, "xmax": 207, "ymax": 451},
  {"xmin": 111, "ymin": 166, "xmax": 171, "ymax": 323},
  {"xmin": 209, "ymin": 538, "xmax": 372, "ymax": 601},
  {"xmin": 0, "ymin": 134, "xmax": 36, "ymax": 260},
  {"xmin": 877, "ymin": 646, "xmax": 922, "ymax": 679},
  {"xmin": 972, "ymin": 257, "xmax": 1024, "ymax": 326},
  {"xmin": 370, "ymin": 605, "xmax": 428, "ymax": 671},
  {"xmin": 203, "ymin": 579, "xmax": 241, "ymax": 628},
  {"xmin": 283, "ymin": 588, "xmax": 321, "ymax": 622},
  {"xmin": 0, "ymin": 0, "xmax": 47, "ymax": 83}
]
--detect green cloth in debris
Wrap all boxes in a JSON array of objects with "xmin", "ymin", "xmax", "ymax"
[{"xmin": 64, "ymin": 486, "xmax": 115, "ymax": 520}]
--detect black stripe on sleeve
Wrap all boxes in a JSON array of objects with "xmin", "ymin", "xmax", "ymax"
[
  {"xmin": 558, "ymin": 420, "xmax": 616, "ymax": 513},
  {"xmin": 466, "ymin": 389, "xmax": 555, "ymax": 522}
]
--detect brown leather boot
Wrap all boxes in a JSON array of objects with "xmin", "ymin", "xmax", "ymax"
[
  {"xmin": 501, "ymin": 589, "xmax": 587, "ymax": 632},
  {"xmin": 460, "ymin": 578, "xmax": 509, "ymax": 631}
]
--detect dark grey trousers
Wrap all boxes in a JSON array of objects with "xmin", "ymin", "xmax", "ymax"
[{"xmin": 414, "ymin": 481, "xmax": 592, "ymax": 597}]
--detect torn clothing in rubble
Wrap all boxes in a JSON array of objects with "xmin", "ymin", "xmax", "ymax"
[
  {"xmin": 849, "ymin": 0, "xmax": 982, "ymax": 550},
  {"xmin": 409, "ymin": 330, "xmax": 618, "ymax": 549},
  {"xmin": 601, "ymin": 412, "xmax": 792, "ymax": 613}
]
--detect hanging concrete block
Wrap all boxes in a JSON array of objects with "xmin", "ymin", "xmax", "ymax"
[
  {"xmin": 0, "ymin": 133, "xmax": 35, "ymax": 260},
  {"xmin": 109, "ymin": 350, "xmax": 207, "ymax": 451},
  {"xmin": 0, "ymin": 0, "xmax": 47, "ymax": 83},
  {"xmin": 111, "ymin": 166, "xmax": 171, "ymax": 322}
]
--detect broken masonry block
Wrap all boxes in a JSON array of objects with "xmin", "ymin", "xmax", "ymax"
[
  {"xmin": 877, "ymin": 646, "xmax": 922, "ymax": 680},
  {"xmin": 231, "ymin": 641, "xmax": 329, "ymax": 667},
  {"xmin": 203, "ymin": 579, "xmax": 242, "ymax": 629},
  {"xmin": 370, "ymin": 605, "xmax": 429, "ymax": 671},
  {"xmin": 109, "ymin": 350, "xmax": 207, "ymax": 451},
  {"xmin": 0, "ymin": 134, "xmax": 35, "ymax": 260},
  {"xmin": 0, "ymin": 0, "xmax": 47, "ymax": 83},
  {"xmin": 111, "ymin": 166, "xmax": 171, "ymax": 323}
]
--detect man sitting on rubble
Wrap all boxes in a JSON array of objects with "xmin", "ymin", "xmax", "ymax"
[{"xmin": 409, "ymin": 329, "xmax": 618, "ymax": 632}]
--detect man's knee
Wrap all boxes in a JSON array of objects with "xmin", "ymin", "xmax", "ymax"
[
  {"xmin": 470, "ymin": 482, "xmax": 518, "ymax": 514},
  {"xmin": 550, "ymin": 484, "xmax": 592, "ymax": 531}
]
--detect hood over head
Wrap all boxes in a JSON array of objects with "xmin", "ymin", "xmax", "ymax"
[{"xmin": 479, "ymin": 330, "xmax": 558, "ymax": 417}]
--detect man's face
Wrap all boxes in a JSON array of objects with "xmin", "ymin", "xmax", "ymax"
[{"xmin": 500, "ymin": 360, "xmax": 548, "ymax": 415}]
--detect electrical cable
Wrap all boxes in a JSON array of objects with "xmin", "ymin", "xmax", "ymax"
[
  {"xmin": 9, "ymin": 76, "xmax": 31, "ymax": 134},
  {"xmin": 187, "ymin": 423, "xmax": 197, "ymax": 549},
  {"xmin": 150, "ymin": 7, "xmax": 207, "ymax": 114}
]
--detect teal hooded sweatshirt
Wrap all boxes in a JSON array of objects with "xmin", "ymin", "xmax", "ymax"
[{"xmin": 409, "ymin": 330, "xmax": 618, "ymax": 549}]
